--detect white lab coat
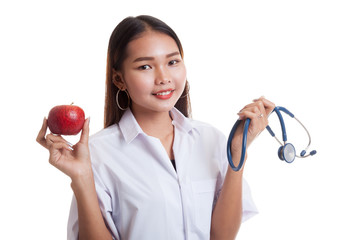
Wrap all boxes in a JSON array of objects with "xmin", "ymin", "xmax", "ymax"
[{"xmin": 68, "ymin": 108, "xmax": 258, "ymax": 240}]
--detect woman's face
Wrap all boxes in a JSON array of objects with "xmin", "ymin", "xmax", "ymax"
[{"xmin": 116, "ymin": 31, "xmax": 187, "ymax": 116}]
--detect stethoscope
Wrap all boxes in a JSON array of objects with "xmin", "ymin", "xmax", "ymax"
[{"xmin": 227, "ymin": 106, "xmax": 317, "ymax": 171}]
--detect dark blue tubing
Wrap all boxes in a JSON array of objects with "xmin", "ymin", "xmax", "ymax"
[{"xmin": 227, "ymin": 118, "xmax": 251, "ymax": 171}]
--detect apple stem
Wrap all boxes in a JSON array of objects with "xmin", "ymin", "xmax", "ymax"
[{"xmin": 71, "ymin": 102, "xmax": 74, "ymax": 105}]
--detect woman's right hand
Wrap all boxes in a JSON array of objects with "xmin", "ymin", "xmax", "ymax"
[{"xmin": 36, "ymin": 117, "xmax": 92, "ymax": 181}]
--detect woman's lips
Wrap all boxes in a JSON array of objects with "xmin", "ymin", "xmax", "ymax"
[{"xmin": 152, "ymin": 89, "xmax": 175, "ymax": 99}]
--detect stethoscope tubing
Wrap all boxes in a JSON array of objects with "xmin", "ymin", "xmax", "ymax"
[{"xmin": 226, "ymin": 118, "xmax": 251, "ymax": 171}]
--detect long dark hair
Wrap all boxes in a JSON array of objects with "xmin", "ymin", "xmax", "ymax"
[{"xmin": 104, "ymin": 15, "xmax": 191, "ymax": 128}]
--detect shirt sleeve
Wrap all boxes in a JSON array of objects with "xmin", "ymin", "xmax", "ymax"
[
  {"xmin": 67, "ymin": 166, "xmax": 120, "ymax": 240},
  {"xmin": 214, "ymin": 131, "xmax": 259, "ymax": 223}
]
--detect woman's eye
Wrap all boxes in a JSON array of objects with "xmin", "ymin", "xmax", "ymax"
[
  {"xmin": 138, "ymin": 65, "xmax": 151, "ymax": 70},
  {"xmin": 169, "ymin": 60, "xmax": 179, "ymax": 65}
]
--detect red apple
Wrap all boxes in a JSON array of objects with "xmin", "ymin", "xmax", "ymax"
[{"xmin": 48, "ymin": 103, "xmax": 85, "ymax": 135}]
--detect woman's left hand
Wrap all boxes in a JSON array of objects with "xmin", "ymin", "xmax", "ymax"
[{"xmin": 231, "ymin": 97, "xmax": 275, "ymax": 157}]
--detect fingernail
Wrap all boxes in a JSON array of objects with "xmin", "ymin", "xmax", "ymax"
[
  {"xmin": 68, "ymin": 145, "xmax": 74, "ymax": 151},
  {"xmin": 67, "ymin": 141, "xmax": 74, "ymax": 147}
]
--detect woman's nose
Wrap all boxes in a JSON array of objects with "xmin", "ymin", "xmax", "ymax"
[{"xmin": 155, "ymin": 67, "xmax": 171, "ymax": 85}]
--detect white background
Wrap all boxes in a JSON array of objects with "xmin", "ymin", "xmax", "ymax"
[{"xmin": 1, "ymin": 0, "xmax": 359, "ymax": 239}]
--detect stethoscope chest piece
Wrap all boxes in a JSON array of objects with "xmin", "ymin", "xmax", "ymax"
[{"xmin": 278, "ymin": 143, "xmax": 296, "ymax": 163}]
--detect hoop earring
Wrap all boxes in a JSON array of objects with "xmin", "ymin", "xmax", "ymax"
[{"xmin": 116, "ymin": 89, "xmax": 130, "ymax": 110}]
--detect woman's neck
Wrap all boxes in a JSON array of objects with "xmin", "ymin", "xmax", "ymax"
[
  {"xmin": 131, "ymin": 107, "xmax": 175, "ymax": 160},
  {"xmin": 131, "ymin": 108, "xmax": 174, "ymax": 139}
]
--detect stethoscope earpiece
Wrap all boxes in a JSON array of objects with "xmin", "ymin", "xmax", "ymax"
[
  {"xmin": 310, "ymin": 150, "xmax": 317, "ymax": 156},
  {"xmin": 227, "ymin": 106, "xmax": 316, "ymax": 171},
  {"xmin": 301, "ymin": 150, "xmax": 317, "ymax": 157},
  {"xmin": 300, "ymin": 150, "xmax": 306, "ymax": 157}
]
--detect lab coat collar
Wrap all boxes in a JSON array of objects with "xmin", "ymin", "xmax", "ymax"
[
  {"xmin": 119, "ymin": 108, "xmax": 194, "ymax": 144},
  {"xmin": 118, "ymin": 109, "xmax": 145, "ymax": 144},
  {"xmin": 169, "ymin": 107, "xmax": 194, "ymax": 134}
]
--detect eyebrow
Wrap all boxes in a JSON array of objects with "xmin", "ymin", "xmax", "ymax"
[{"xmin": 133, "ymin": 51, "xmax": 180, "ymax": 63}]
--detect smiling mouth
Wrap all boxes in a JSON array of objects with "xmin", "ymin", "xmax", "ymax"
[
  {"xmin": 152, "ymin": 89, "xmax": 175, "ymax": 99},
  {"xmin": 153, "ymin": 90, "xmax": 174, "ymax": 96}
]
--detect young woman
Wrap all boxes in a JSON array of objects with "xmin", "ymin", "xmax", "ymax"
[{"xmin": 37, "ymin": 15, "xmax": 275, "ymax": 240}]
